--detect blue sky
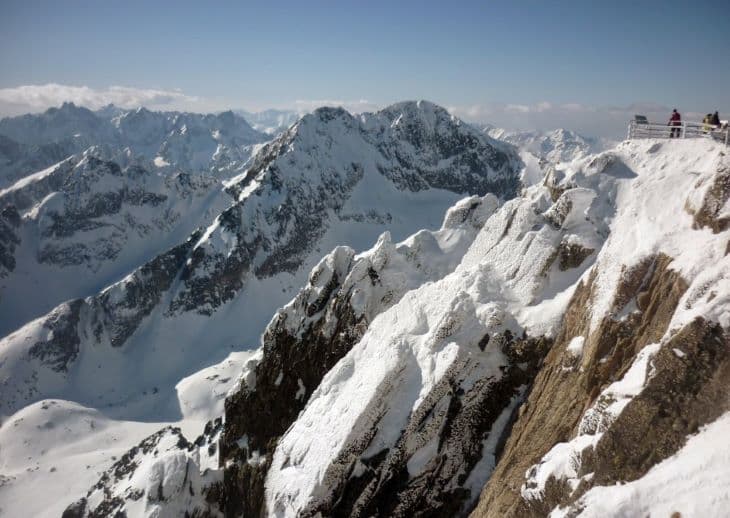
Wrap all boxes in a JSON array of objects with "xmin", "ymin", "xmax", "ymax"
[{"xmin": 1, "ymin": 0, "xmax": 728, "ymax": 136}]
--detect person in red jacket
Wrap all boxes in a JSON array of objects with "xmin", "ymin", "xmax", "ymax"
[{"xmin": 669, "ymin": 109, "xmax": 681, "ymax": 138}]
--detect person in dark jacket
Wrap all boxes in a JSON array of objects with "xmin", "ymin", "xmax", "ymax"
[
  {"xmin": 711, "ymin": 111, "xmax": 721, "ymax": 127},
  {"xmin": 669, "ymin": 109, "xmax": 681, "ymax": 138}
]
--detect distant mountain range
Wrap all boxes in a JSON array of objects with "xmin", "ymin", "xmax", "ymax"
[{"xmin": 0, "ymin": 102, "xmax": 270, "ymax": 188}]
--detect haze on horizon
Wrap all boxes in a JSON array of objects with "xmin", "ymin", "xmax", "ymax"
[{"xmin": 1, "ymin": 0, "xmax": 728, "ymax": 138}]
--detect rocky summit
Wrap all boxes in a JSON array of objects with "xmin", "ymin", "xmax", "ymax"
[{"xmin": 0, "ymin": 100, "xmax": 728, "ymax": 518}]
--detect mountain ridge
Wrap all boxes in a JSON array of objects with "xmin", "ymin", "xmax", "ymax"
[{"xmin": 0, "ymin": 100, "xmax": 522, "ymax": 426}]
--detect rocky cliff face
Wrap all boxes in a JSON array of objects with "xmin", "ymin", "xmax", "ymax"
[{"xmin": 472, "ymin": 142, "xmax": 730, "ymax": 517}]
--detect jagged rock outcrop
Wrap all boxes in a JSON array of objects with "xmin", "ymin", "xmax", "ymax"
[
  {"xmin": 218, "ymin": 194, "xmax": 499, "ymax": 517},
  {"xmin": 62, "ymin": 424, "xmax": 224, "ymax": 518}
]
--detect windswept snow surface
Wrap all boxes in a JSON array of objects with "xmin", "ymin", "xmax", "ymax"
[
  {"xmin": 550, "ymin": 412, "xmax": 730, "ymax": 518},
  {"xmin": 265, "ymin": 139, "xmax": 730, "ymax": 516}
]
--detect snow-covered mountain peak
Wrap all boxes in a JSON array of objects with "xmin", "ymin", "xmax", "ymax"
[{"xmin": 378, "ymin": 99, "xmax": 451, "ymax": 124}]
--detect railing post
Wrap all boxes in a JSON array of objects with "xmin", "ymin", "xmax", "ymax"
[
  {"xmin": 725, "ymin": 127, "xmax": 729, "ymax": 146},
  {"xmin": 627, "ymin": 122, "xmax": 633, "ymax": 140},
  {"xmin": 681, "ymin": 122, "xmax": 686, "ymax": 139}
]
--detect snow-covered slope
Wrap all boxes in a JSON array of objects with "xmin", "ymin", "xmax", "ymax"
[
  {"xmin": 0, "ymin": 103, "xmax": 270, "ymax": 186},
  {"xmin": 0, "ymin": 101, "xmax": 521, "ymax": 422},
  {"xmin": 0, "ymin": 150, "xmax": 230, "ymax": 336},
  {"xmin": 0, "ymin": 134, "xmax": 84, "ymax": 189}
]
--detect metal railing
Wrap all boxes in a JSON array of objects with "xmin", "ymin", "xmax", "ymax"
[{"xmin": 628, "ymin": 118, "xmax": 730, "ymax": 145}]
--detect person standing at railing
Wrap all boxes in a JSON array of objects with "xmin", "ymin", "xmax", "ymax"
[
  {"xmin": 711, "ymin": 111, "xmax": 721, "ymax": 127},
  {"xmin": 669, "ymin": 109, "xmax": 681, "ymax": 138},
  {"xmin": 703, "ymin": 113, "xmax": 713, "ymax": 133}
]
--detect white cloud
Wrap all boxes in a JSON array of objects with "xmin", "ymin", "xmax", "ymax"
[
  {"xmin": 0, "ymin": 83, "xmax": 200, "ymax": 116},
  {"xmin": 505, "ymin": 103, "xmax": 530, "ymax": 113}
]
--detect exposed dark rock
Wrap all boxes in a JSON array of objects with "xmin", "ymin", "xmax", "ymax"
[
  {"xmin": 541, "ymin": 238, "xmax": 595, "ymax": 277},
  {"xmin": 688, "ymin": 164, "xmax": 730, "ymax": 233},
  {"xmin": 218, "ymin": 269, "xmax": 365, "ymax": 517},
  {"xmin": 300, "ymin": 333, "xmax": 552, "ymax": 518},
  {"xmin": 472, "ymin": 254, "xmax": 692, "ymax": 517},
  {"xmin": 557, "ymin": 242, "xmax": 595, "ymax": 271},
  {"xmin": 0, "ymin": 204, "xmax": 21, "ymax": 276},
  {"xmin": 28, "ymin": 299, "xmax": 84, "ymax": 372},
  {"xmin": 587, "ymin": 318, "xmax": 728, "ymax": 481}
]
